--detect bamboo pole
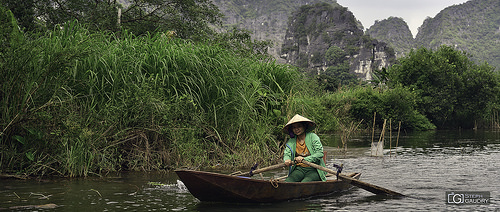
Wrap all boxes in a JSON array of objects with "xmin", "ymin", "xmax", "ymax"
[
  {"xmin": 396, "ymin": 121, "xmax": 401, "ymax": 156},
  {"xmin": 371, "ymin": 112, "xmax": 376, "ymax": 144},
  {"xmin": 233, "ymin": 163, "xmax": 287, "ymax": 177},
  {"xmin": 389, "ymin": 119, "xmax": 392, "ymax": 158}
]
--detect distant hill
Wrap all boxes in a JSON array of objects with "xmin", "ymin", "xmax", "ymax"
[
  {"xmin": 368, "ymin": 0, "xmax": 500, "ymax": 70},
  {"xmin": 279, "ymin": 3, "xmax": 394, "ymax": 80},
  {"xmin": 212, "ymin": 0, "xmax": 348, "ymax": 63},
  {"xmin": 416, "ymin": 0, "xmax": 500, "ymax": 69},
  {"xmin": 214, "ymin": 0, "xmax": 499, "ymax": 76},
  {"xmin": 213, "ymin": 0, "xmax": 393, "ymax": 80},
  {"xmin": 366, "ymin": 17, "xmax": 414, "ymax": 58}
]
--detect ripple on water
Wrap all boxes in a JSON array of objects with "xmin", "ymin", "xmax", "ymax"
[
  {"xmin": 335, "ymin": 144, "xmax": 498, "ymax": 209},
  {"xmin": 0, "ymin": 132, "xmax": 498, "ymax": 211}
]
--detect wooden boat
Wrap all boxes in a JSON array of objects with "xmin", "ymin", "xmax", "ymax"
[{"xmin": 175, "ymin": 169, "xmax": 361, "ymax": 203}]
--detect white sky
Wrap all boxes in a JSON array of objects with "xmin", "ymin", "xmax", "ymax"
[{"xmin": 336, "ymin": 0, "xmax": 470, "ymax": 37}]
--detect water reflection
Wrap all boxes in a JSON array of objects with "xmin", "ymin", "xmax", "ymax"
[{"xmin": 0, "ymin": 130, "xmax": 499, "ymax": 211}]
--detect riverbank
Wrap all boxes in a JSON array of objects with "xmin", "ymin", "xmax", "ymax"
[
  {"xmin": 1, "ymin": 130, "xmax": 498, "ymax": 211},
  {"xmin": 2, "ymin": 20, "xmax": 498, "ymax": 178}
]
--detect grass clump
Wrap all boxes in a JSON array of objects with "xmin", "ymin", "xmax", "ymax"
[{"xmin": 0, "ymin": 22, "xmax": 298, "ymax": 176}]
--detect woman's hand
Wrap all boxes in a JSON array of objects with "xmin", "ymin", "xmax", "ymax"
[
  {"xmin": 284, "ymin": 159, "xmax": 293, "ymax": 166},
  {"xmin": 295, "ymin": 156, "xmax": 304, "ymax": 163}
]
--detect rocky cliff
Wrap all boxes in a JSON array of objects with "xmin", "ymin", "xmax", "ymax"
[
  {"xmin": 279, "ymin": 3, "xmax": 395, "ymax": 80},
  {"xmin": 366, "ymin": 17, "xmax": 414, "ymax": 58},
  {"xmin": 212, "ymin": 0, "xmax": 397, "ymax": 81},
  {"xmin": 212, "ymin": 0, "xmax": 341, "ymax": 63},
  {"xmin": 368, "ymin": 0, "xmax": 500, "ymax": 69},
  {"xmin": 416, "ymin": 0, "xmax": 500, "ymax": 69},
  {"xmin": 214, "ymin": 0, "xmax": 499, "ymax": 79}
]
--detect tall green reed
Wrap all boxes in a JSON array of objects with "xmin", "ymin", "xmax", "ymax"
[{"xmin": 1, "ymin": 21, "xmax": 301, "ymax": 175}]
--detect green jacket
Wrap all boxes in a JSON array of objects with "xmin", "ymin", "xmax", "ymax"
[{"xmin": 283, "ymin": 132, "xmax": 327, "ymax": 181}]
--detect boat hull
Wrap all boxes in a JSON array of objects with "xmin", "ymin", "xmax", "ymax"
[{"xmin": 175, "ymin": 170, "xmax": 361, "ymax": 203}]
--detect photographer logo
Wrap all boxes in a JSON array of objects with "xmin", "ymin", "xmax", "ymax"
[{"xmin": 446, "ymin": 191, "xmax": 490, "ymax": 205}]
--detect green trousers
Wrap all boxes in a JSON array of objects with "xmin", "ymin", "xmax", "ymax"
[{"xmin": 285, "ymin": 166, "xmax": 321, "ymax": 182}]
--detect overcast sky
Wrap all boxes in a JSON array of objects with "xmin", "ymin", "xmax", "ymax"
[{"xmin": 336, "ymin": 0, "xmax": 470, "ymax": 37}]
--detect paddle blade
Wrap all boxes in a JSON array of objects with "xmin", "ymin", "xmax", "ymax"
[
  {"xmin": 301, "ymin": 161, "xmax": 404, "ymax": 197},
  {"xmin": 347, "ymin": 177, "xmax": 404, "ymax": 197}
]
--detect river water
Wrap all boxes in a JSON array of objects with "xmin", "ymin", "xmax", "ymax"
[{"xmin": 1, "ymin": 130, "xmax": 499, "ymax": 211}]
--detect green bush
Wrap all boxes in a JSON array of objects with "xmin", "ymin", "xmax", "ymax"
[
  {"xmin": 318, "ymin": 86, "xmax": 435, "ymax": 131},
  {"xmin": 387, "ymin": 46, "xmax": 499, "ymax": 128}
]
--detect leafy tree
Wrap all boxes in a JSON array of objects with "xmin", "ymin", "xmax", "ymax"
[
  {"xmin": 386, "ymin": 45, "xmax": 499, "ymax": 129},
  {"xmin": 1, "ymin": 0, "xmax": 36, "ymax": 32},
  {"xmin": 346, "ymin": 86, "xmax": 434, "ymax": 131},
  {"xmin": 317, "ymin": 61, "xmax": 358, "ymax": 91},
  {"xmin": 2, "ymin": 0, "xmax": 223, "ymax": 39},
  {"xmin": 371, "ymin": 67, "xmax": 389, "ymax": 85},
  {"xmin": 317, "ymin": 45, "xmax": 358, "ymax": 91},
  {"xmin": 209, "ymin": 27, "xmax": 273, "ymax": 60},
  {"xmin": 0, "ymin": 4, "xmax": 23, "ymax": 52}
]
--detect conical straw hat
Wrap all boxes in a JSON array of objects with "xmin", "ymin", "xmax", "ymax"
[{"xmin": 283, "ymin": 114, "xmax": 316, "ymax": 134}]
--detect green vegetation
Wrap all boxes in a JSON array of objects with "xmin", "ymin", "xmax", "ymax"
[
  {"xmin": 317, "ymin": 86, "xmax": 435, "ymax": 131},
  {"xmin": 1, "ymin": 3, "xmax": 499, "ymax": 177},
  {"xmin": 1, "ymin": 0, "xmax": 223, "ymax": 39},
  {"xmin": 317, "ymin": 61, "xmax": 358, "ymax": 92},
  {"xmin": 385, "ymin": 45, "xmax": 500, "ymax": 129},
  {"xmin": 0, "ymin": 4, "xmax": 23, "ymax": 52},
  {"xmin": 0, "ymin": 20, "xmax": 300, "ymax": 176}
]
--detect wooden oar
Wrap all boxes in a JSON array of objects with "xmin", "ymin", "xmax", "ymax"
[
  {"xmin": 302, "ymin": 161, "xmax": 404, "ymax": 197},
  {"xmin": 235, "ymin": 163, "xmax": 287, "ymax": 177}
]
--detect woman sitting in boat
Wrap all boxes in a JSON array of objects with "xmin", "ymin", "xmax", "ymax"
[{"xmin": 283, "ymin": 114, "xmax": 327, "ymax": 182}]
